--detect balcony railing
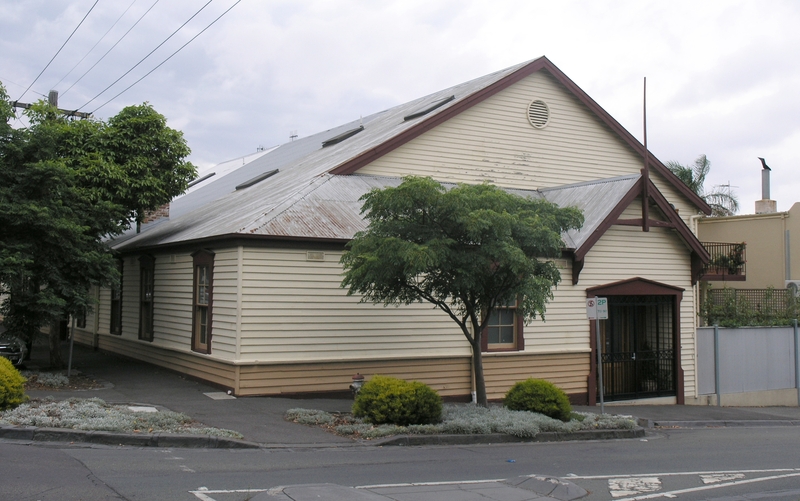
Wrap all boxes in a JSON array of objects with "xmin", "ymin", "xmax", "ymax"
[{"xmin": 701, "ymin": 242, "xmax": 746, "ymax": 281}]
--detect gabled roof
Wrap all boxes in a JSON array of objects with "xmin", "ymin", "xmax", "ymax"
[{"xmin": 113, "ymin": 56, "xmax": 710, "ymax": 252}]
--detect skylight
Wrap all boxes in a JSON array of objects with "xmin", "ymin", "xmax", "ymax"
[
  {"xmin": 235, "ymin": 169, "xmax": 279, "ymax": 190},
  {"xmin": 321, "ymin": 125, "xmax": 364, "ymax": 147},
  {"xmin": 403, "ymin": 95, "xmax": 455, "ymax": 121}
]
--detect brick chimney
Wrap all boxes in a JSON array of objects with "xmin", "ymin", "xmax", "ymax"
[{"xmin": 143, "ymin": 203, "xmax": 170, "ymax": 224}]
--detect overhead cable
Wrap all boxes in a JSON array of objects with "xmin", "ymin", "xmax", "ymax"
[
  {"xmin": 62, "ymin": 0, "xmax": 160, "ymax": 98},
  {"xmin": 53, "ymin": 0, "xmax": 140, "ymax": 92},
  {"xmin": 16, "ymin": 0, "xmax": 100, "ymax": 102},
  {"xmin": 90, "ymin": 0, "xmax": 242, "ymax": 114},
  {"xmin": 78, "ymin": 0, "xmax": 214, "ymax": 111}
]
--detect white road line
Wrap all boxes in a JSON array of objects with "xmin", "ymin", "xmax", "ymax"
[
  {"xmin": 189, "ymin": 487, "xmax": 268, "ymax": 500},
  {"xmin": 564, "ymin": 468, "xmax": 800, "ymax": 480},
  {"xmin": 614, "ymin": 472, "xmax": 800, "ymax": 500},
  {"xmin": 356, "ymin": 478, "xmax": 506, "ymax": 489}
]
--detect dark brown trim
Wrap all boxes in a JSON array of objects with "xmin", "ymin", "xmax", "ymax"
[
  {"xmin": 572, "ymin": 178, "xmax": 710, "ymax": 284},
  {"xmin": 481, "ymin": 302, "xmax": 525, "ymax": 352},
  {"xmin": 138, "ymin": 254, "xmax": 155, "ymax": 342},
  {"xmin": 586, "ymin": 277, "xmax": 685, "ymax": 405},
  {"xmin": 191, "ymin": 249, "xmax": 215, "ymax": 355},
  {"xmin": 614, "ymin": 218, "xmax": 674, "ymax": 228},
  {"xmin": 110, "ymin": 258, "xmax": 123, "ymax": 335},
  {"xmin": 328, "ymin": 56, "xmax": 710, "ymax": 215},
  {"xmin": 574, "ymin": 178, "xmax": 643, "ymax": 261},
  {"xmin": 115, "ymin": 232, "xmax": 350, "ymax": 257},
  {"xmin": 571, "ymin": 255, "xmax": 584, "ymax": 286},
  {"xmin": 330, "ymin": 58, "xmax": 553, "ymax": 176},
  {"xmin": 586, "ymin": 276, "xmax": 684, "ymax": 299}
]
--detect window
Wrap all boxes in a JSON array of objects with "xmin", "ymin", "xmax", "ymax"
[
  {"xmin": 139, "ymin": 255, "xmax": 155, "ymax": 341},
  {"xmin": 192, "ymin": 250, "xmax": 214, "ymax": 354},
  {"xmin": 76, "ymin": 309, "xmax": 86, "ymax": 329},
  {"xmin": 110, "ymin": 259, "xmax": 123, "ymax": 335},
  {"xmin": 482, "ymin": 299, "xmax": 524, "ymax": 352}
]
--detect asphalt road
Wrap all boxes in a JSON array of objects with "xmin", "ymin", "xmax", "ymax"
[{"xmin": 3, "ymin": 425, "xmax": 800, "ymax": 500}]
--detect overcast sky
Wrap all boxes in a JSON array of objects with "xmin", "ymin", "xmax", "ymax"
[{"xmin": 2, "ymin": 0, "xmax": 798, "ymax": 213}]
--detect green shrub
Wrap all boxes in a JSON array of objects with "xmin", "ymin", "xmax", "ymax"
[
  {"xmin": 352, "ymin": 375, "xmax": 442, "ymax": 426},
  {"xmin": 0, "ymin": 357, "xmax": 28, "ymax": 410},
  {"xmin": 503, "ymin": 378, "xmax": 572, "ymax": 422}
]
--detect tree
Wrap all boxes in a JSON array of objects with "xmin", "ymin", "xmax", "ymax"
[
  {"xmin": 666, "ymin": 154, "xmax": 739, "ymax": 216},
  {"xmin": 0, "ymin": 83, "xmax": 196, "ymax": 367},
  {"xmin": 340, "ymin": 176, "xmax": 583, "ymax": 406}
]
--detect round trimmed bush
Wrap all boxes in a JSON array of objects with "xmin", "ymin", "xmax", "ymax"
[
  {"xmin": 503, "ymin": 378, "xmax": 572, "ymax": 422},
  {"xmin": 352, "ymin": 375, "xmax": 442, "ymax": 426},
  {"xmin": 0, "ymin": 357, "xmax": 28, "ymax": 411}
]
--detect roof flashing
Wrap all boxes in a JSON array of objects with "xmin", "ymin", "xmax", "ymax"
[{"xmin": 403, "ymin": 95, "xmax": 455, "ymax": 121}]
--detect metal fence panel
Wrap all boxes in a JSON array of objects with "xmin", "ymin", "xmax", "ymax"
[{"xmin": 697, "ymin": 326, "xmax": 796, "ymax": 395}]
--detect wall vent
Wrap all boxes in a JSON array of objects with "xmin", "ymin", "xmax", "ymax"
[
  {"xmin": 527, "ymin": 99, "xmax": 549, "ymax": 128},
  {"xmin": 306, "ymin": 251, "xmax": 325, "ymax": 262}
]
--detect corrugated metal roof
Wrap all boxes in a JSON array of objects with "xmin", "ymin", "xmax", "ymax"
[
  {"xmin": 110, "ymin": 58, "xmax": 640, "ymax": 253},
  {"xmin": 112, "ymin": 60, "xmax": 533, "ymax": 251}
]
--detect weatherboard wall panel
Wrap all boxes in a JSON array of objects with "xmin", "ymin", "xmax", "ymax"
[
  {"xmin": 236, "ymin": 357, "xmax": 472, "ymax": 397},
  {"xmin": 483, "ymin": 352, "xmax": 589, "ymax": 399},
  {"xmin": 357, "ymin": 70, "xmax": 651, "ymax": 193},
  {"xmin": 150, "ymin": 254, "xmax": 192, "ymax": 352},
  {"xmin": 207, "ymin": 247, "xmax": 239, "ymax": 361},
  {"xmin": 580, "ymin": 225, "xmax": 697, "ymax": 398},
  {"xmin": 238, "ymin": 247, "xmax": 470, "ymax": 363},
  {"xmin": 95, "ymin": 334, "xmax": 236, "ymax": 388}
]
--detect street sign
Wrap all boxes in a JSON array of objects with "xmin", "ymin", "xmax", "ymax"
[
  {"xmin": 587, "ymin": 297, "xmax": 608, "ymax": 320},
  {"xmin": 586, "ymin": 298, "xmax": 597, "ymax": 319},
  {"xmin": 596, "ymin": 297, "xmax": 608, "ymax": 320}
]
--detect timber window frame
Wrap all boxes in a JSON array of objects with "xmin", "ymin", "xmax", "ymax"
[
  {"xmin": 110, "ymin": 259, "xmax": 123, "ymax": 335},
  {"xmin": 138, "ymin": 255, "xmax": 155, "ymax": 342},
  {"xmin": 481, "ymin": 299, "xmax": 525, "ymax": 352},
  {"xmin": 191, "ymin": 249, "xmax": 214, "ymax": 354}
]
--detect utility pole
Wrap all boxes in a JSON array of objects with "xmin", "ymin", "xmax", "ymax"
[{"xmin": 11, "ymin": 90, "xmax": 92, "ymax": 119}]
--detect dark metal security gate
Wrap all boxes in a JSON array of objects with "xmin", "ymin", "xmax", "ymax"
[{"xmin": 599, "ymin": 295, "xmax": 675, "ymax": 400}]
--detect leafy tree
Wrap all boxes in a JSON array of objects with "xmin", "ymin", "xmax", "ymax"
[
  {"xmin": 0, "ymin": 83, "xmax": 195, "ymax": 367},
  {"xmin": 340, "ymin": 176, "xmax": 583, "ymax": 406},
  {"xmin": 666, "ymin": 154, "xmax": 739, "ymax": 216}
]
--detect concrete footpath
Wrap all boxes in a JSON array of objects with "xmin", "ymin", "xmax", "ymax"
[{"xmin": 4, "ymin": 342, "xmax": 800, "ymax": 501}]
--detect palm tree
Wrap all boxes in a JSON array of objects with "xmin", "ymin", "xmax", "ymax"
[{"xmin": 666, "ymin": 154, "xmax": 739, "ymax": 216}]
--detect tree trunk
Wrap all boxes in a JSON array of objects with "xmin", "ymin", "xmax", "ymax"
[
  {"xmin": 472, "ymin": 343, "xmax": 488, "ymax": 406},
  {"xmin": 49, "ymin": 319, "xmax": 65, "ymax": 369}
]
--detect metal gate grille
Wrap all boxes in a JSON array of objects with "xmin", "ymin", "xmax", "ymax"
[{"xmin": 599, "ymin": 295, "xmax": 675, "ymax": 400}]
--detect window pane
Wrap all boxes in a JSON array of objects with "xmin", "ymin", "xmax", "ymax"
[
  {"xmin": 500, "ymin": 326, "xmax": 514, "ymax": 344},
  {"xmin": 500, "ymin": 309, "xmax": 514, "ymax": 325},
  {"xmin": 487, "ymin": 326, "xmax": 500, "ymax": 344}
]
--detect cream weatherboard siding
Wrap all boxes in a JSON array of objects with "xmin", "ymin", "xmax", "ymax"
[
  {"xmin": 579, "ymin": 224, "xmax": 697, "ymax": 398},
  {"xmin": 358, "ymin": 70, "xmax": 648, "ymax": 191},
  {"xmin": 238, "ymin": 247, "xmax": 470, "ymax": 363}
]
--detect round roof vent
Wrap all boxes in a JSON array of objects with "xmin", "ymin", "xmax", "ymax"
[{"xmin": 527, "ymin": 99, "xmax": 549, "ymax": 128}]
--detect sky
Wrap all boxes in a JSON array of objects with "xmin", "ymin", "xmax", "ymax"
[{"xmin": 1, "ymin": 0, "xmax": 798, "ymax": 214}]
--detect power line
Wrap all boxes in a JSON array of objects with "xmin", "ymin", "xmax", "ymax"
[
  {"xmin": 78, "ymin": 0, "xmax": 214, "ymax": 111},
  {"xmin": 90, "ymin": 0, "xmax": 242, "ymax": 114},
  {"xmin": 62, "ymin": 0, "xmax": 161, "ymax": 98},
  {"xmin": 0, "ymin": 76, "xmax": 47, "ymax": 98},
  {"xmin": 53, "ymin": 0, "xmax": 140, "ymax": 92},
  {"xmin": 16, "ymin": 0, "xmax": 100, "ymax": 102}
]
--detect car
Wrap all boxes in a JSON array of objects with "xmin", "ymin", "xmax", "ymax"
[{"xmin": 0, "ymin": 333, "xmax": 27, "ymax": 367}]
